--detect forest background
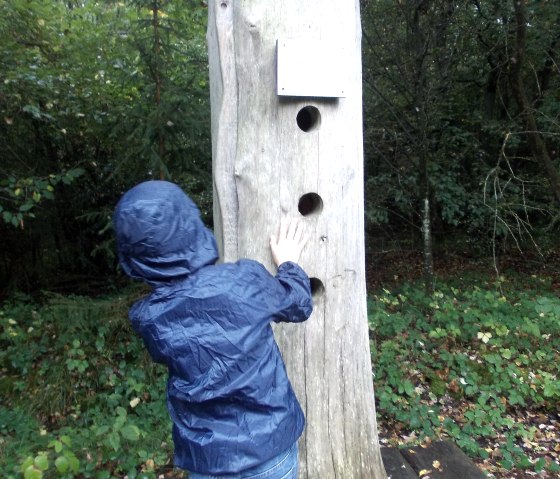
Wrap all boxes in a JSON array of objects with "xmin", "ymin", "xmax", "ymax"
[{"xmin": 1, "ymin": 1, "xmax": 559, "ymax": 478}]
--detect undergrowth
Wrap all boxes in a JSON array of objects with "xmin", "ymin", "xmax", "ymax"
[
  {"xmin": 1, "ymin": 274, "xmax": 559, "ymax": 478},
  {"xmin": 369, "ymin": 273, "xmax": 560, "ymax": 476},
  {"xmin": 0, "ymin": 287, "xmax": 184, "ymax": 479}
]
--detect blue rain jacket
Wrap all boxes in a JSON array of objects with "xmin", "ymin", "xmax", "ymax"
[{"xmin": 113, "ymin": 181, "xmax": 313, "ymax": 474}]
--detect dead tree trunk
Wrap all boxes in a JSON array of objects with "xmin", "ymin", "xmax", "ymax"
[{"xmin": 207, "ymin": 1, "xmax": 386, "ymax": 478}]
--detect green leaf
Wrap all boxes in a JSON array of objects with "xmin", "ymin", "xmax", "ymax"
[
  {"xmin": 42, "ymin": 190, "xmax": 54, "ymax": 200},
  {"xmin": 55, "ymin": 456, "xmax": 69, "ymax": 473},
  {"xmin": 523, "ymin": 321, "xmax": 540, "ymax": 337},
  {"xmin": 107, "ymin": 432, "xmax": 120, "ymax": 451},
  {"xmin": 121, "ymin": 424, "xmax": 140, "ymax": 441},
  {"xmin": 402, "ymin": 380, "xmax": 415, "ymax": 397},
  {"xmin": 22, "ymin": 104, "xmax": 42, "ymax": 119},
  {"xmin": 543, "ymin": 382, "xmax": 559, "ymax": 397},
  {"xmin": 20, "ymin": 457, "xmax": 34, "ymax": 473},
  {"xmin": 500, "ymin": 459, "xmax": 514, "ymax": 470},
  {"xmin": 67, "ymin": 167, "xmax": 85, "ymax": 179},
  {"xmin": 34, "ymin": 454, "xmax": 49, "ymax": 471},
  {"xmin": 60, "ymin": 435, "xmax": 72, "ymax": 447},
  {"xmin": 535, "ymin": 457, "xmax": 546, "ymax": 472},
  {"xmin": 66, "ymin": 453, "xmax": 80, "ymax": 473},
  {"xmin": 19, "ymin": 203, "xmax": 34, "ymax": 212},
  {"xmin": 24, "ymin": 466, "xmax": 43, "ymax": 479},
  {"xmin": 95, "ymin": 424, "xmax": 110, "ymax": 436},
  {"xmin": 500, "ymin": 348, "xmax": 512, "ymax": 359}
]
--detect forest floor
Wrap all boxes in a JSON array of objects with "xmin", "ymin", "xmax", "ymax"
[
  {"xmin": 366, "ymin": 246, "xmax": 560, "ymax": 293},
  {"xmin": 2, "ymin": 246, "xmax": 557, "ymax": 479},
  {"xmin": 366, "ymin": 247, "xmax": 560, "ymax": 479},
  {"xmin": 377, "ymin": 401, "xmax": 559, "ymax": 479}
]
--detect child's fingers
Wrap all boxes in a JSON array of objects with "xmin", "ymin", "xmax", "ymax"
[
  {"xmin": 293, "ymin": 221, "xmax": 304, "ymax": 243},
  {"xmin": 279, "ymin": 217, "xmax": 289, "ymax": 240},
  {"xmin": 276, "ymin": 218, "xmax": 307, "ymax": 243},
  {"xmin": 287, "ymin": 218, "xmax": 298, "ymax": 240},
  {"xmin": 299, "ymin": 233, "xmax": 310, "ymax": 249}
]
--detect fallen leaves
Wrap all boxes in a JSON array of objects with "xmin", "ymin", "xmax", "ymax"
[{"xmin": 378, "ymin": 398, "xmax": 560, "ymax": 478}]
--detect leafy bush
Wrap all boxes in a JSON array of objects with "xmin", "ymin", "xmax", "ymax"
[
  {"xmin": 369, "ymin": 274, "xmax": 560, "ymax": 474},
  {"xmin": 0, "ymin": 288, "xmax": 185, "ymax": 478}
]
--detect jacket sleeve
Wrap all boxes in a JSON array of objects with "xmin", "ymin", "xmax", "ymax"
[
  {"xmin": 273, "ymin": 261, "xmax": 314, "ymax": 323},
  {"xmin": 241, "ymin": 260, "xmax": 313, "ymax": 324},
  {"xmin": 128, "ymin": 301, "xmax": 170, "ymax": 366}
]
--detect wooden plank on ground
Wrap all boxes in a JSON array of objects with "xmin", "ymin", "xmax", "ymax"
[
  {"xmin": 381, "ymin": 447, "xmax": 418, "ymax": 479},
  {"xmin": 400, "ymin": 441, "xmax": 487, "ymax": 478}
]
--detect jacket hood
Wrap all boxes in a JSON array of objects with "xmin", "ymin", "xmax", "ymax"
[{"xmin": 114, "ymin": 180, "xmax": 218, "ymax": 285}]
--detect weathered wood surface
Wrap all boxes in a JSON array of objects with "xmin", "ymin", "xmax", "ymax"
[
  {"xmin": 382, "ymin": 441, "xmax": 488, "ymax": 479},
  {"xmin": 381, "ymin": 448, "xmax": 418, "ymax": 479},
  {"xmin": 207, "ymin": 1, "xmax": 386, "ymax": 478}
]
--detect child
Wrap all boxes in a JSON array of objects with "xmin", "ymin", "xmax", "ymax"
[{"xmin": 113, "ymin": 180, "xmax": 313, "ymax": 478}]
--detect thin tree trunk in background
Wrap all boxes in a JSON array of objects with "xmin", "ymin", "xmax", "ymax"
[
  {"xmin": 151, "ymin": 2, "xmax": 165, "ymax": 180},
  {"xmin": 510, "ymin": 0, "xmax": 560, "ymax": 204},
  {"xmin": 422, "ymin": 196, "xmax": 434, "ymax": 292},
  {"xmin": 419, "ymin": 145, "xmax": 434, "ymax": 293},
  {"xmin": 411, "ymin": 1, "xmax": 435, "ymax": 293}
]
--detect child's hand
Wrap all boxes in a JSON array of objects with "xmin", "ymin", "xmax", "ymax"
[{"xmin": 270, "ymin": 218, "xmax": 309, "ymax": 266}]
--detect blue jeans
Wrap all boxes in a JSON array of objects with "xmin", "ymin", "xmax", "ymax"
[{"xmin": 188, "ymin": 442, "xmax": 298, "ymax": 479}]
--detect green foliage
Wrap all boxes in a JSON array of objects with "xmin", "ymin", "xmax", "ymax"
[
  {"xmin": 361, "ymin": 0, "xmax": 560, "ymax": 252},
  {"xmin": 0, "ymin": 289, "xmax": 184, "ymax": 478},
  {"xmin": 0, "ymin": 169, "xmax": 84, "ymax": 228},
  {"xmin": 92, "ymin": 0, "xmax": 212, "ymax": 184},
  {"xmin": 369, "ymin": 274, "xmax": 560, "ymax": 473},
  {"xmin": 19, "ymin": 436, "xmax": 80, "ymax": 479},
  {"xmin": 0, "ymin": 0, "xmax": 211, "ymax": 293}
]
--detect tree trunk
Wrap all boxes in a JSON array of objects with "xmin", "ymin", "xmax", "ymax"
[
  {"xmin": 151, "ymin": 2, "xmax": 166, "ymax": 180},
  {"xmin": 410, "ymin": 1, "xmax": 435, "ymax": 293},
  {"xmin": 207, "ymin": 1, "xmax": 386, "ymax": 478}
]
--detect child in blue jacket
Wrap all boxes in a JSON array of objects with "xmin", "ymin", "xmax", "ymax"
[{"xmin": 113, "ymin": 181, "xmax": 313, "ymax": 478}]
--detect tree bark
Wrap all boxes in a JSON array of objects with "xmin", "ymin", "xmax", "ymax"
[{"xmin": 208, "ymin": 1, "xmax": 386, "ymax": 478}]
